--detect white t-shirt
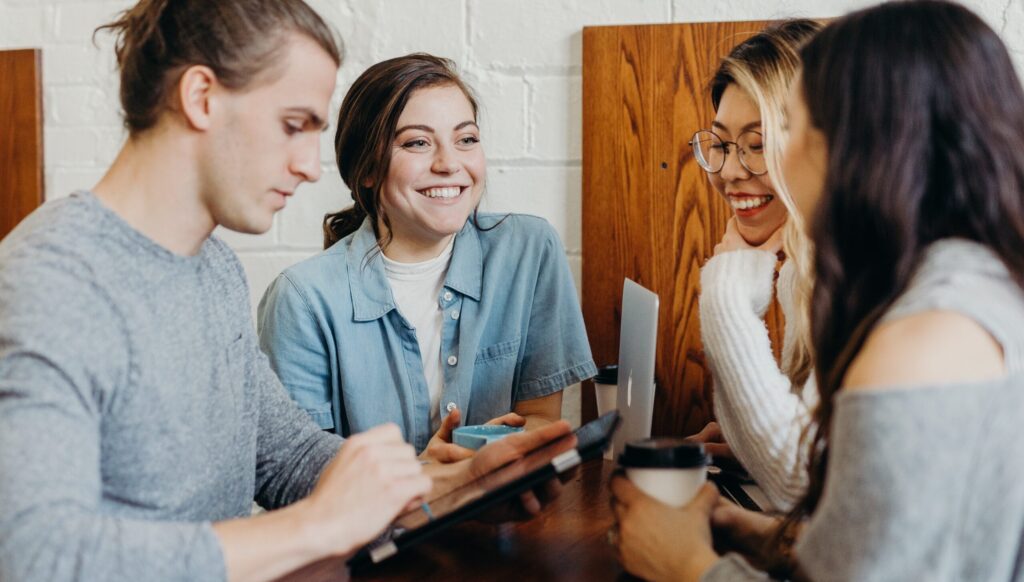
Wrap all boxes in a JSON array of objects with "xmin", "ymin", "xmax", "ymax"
[{"xmin": 382, "ymin": 238, "xmax": 455, "ymax": 432}]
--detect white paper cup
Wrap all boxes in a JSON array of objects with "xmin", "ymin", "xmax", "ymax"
[
  {"xmin": 619, "ymin": 439, "xmax": 710, "ymax": 507},
  {"xmin": 595, "ymin": 382, "xmax": 617, "ymax": 417},
  {"xmin": 625, "ymin": 467, "xmax": 706, "ymax": 507}
]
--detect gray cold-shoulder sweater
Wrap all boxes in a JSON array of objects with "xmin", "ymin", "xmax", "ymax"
[{"xmin": 703, "ymin": 239, "xmax": 1024, "ymax": 581}]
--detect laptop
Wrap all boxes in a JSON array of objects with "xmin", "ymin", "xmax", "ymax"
[{"xmin": 610, "ymin": 278, "xmax": 659, "ymax": 459}]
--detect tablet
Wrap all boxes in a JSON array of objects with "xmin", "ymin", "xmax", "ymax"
[{"xmin": 349, "ymin": 411, "xmax": 621, "ymax": 567}]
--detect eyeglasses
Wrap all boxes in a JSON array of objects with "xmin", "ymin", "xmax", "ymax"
[{"xmin": 689, "ymin": 130, "xmax": 767, "ymax": 176}]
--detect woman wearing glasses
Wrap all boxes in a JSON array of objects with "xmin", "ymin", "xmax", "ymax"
[
  {"xmin": 611, "ymin": 2, "xmax": 1024, "ymax": 579},
  {"xmin": 685, "ymin": 20, "xmax": 821, "ymax": 512}
]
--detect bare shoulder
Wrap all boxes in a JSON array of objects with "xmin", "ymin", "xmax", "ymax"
[{"xmin": 843, "ymin": 310, "xmax": 1005, "ymax": 392}]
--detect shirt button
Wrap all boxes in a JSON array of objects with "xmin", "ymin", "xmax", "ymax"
[
  {"xmin": 450, "ymin": 310, "xmax": 460, "ymax": 320},
  {"xmin": 443, "ymin": 291, "xmax": 453, "ymax": 301},
  {"xmin": 447, "ymin": 355, "xmax": 458, "ymax": 366},
  {"xmin": 446, "ymin": 402, "xmax": 457, "ymax": 413}
]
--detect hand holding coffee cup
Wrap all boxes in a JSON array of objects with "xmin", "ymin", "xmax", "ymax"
[{"xmin": 618, "ymin": 438, "xmax": 710, "ymax": 507}]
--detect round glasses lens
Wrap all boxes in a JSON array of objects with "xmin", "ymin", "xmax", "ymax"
[
  {"xmin": 692, "ymin": 131, "xmax": 724, "ymax": 172},
  {"xmin": 737, "ymin": 131, "xmax": 767, "ymax": 175}
]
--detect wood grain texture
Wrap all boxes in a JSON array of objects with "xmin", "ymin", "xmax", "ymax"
[
  {"xmin": 582, "ymin": 22, "xmax": 784, "ymax": 437},
  {"xmin": 0, "ymin": 49, "xmax": 44, "ymax": 241}
]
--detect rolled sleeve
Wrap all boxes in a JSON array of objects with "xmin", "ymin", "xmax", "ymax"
[{"xmin": 515, "ymin": 225, "xmax": 597, "ymax": 401}]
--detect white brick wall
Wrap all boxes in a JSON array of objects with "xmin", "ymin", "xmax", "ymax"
[{"xmin": 3, "ymin": 0, "xmax": 1023, "ymax": 424}]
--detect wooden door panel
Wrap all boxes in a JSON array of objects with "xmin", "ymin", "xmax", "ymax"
[{"xmin": 1, "ymin": 49, "xmax": 44, "ymax": 241}]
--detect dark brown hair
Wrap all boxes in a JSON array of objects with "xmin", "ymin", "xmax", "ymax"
[
  {"xmin": 96, "ymin": 0, "xmax": 342, "ymax": 135},
  {"xmin": 324, "ymin": 53, "xmax": 480, "ymax": 249},
  {"xmin": 776, "ymin": 0, "xmax": 1024, "ymax": 574}
]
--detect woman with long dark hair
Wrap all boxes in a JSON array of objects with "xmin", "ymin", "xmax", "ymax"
[
  {"xmin": 610, "ymin": 2, "xmax": 1024, "ymax": 579},
  {"xmin": 258, "ymin": 54, "xmax": 596, "ymax": 461}
]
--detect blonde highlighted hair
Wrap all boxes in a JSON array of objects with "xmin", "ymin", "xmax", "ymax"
[{"xmin": 709, "ymin": 19, "xmax": 822, "ymax": 390}]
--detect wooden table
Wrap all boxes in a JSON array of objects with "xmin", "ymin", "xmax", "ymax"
[{"xmin": 351, "ymin": 459, "xmax": 628, "ymax": 582}]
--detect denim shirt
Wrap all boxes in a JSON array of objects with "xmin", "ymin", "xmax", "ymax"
[{"xmin": 257, "ymin": 213, "xmax": 597, "ymax": 452}]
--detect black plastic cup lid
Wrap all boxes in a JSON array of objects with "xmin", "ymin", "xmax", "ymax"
[
  {"xmin": 594, "ymin": 365, "xmax": 618, "ymax": 385},
  {"xmin": 618, "ymin": 438, "xmax": 710, "ymax": 469}
]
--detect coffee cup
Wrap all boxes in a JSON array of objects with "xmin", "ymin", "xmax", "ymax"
[
  {"xmin": 618, "ymin": 438, "xmax": 710, "ymax": 507},
  {"xmin": 594, "ymin": 365, "xmax": 619, "ymax": 417}
]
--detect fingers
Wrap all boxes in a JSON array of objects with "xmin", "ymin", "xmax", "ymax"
[
  {"xmin": 609, "ymin": 474, "xmax": 644, "ymax": 507},
  {"xmin": 519, "ymin": 491, "xmax": 542, "ymax": 515},
  {"xmin": 428, "ymin": 442, "xmax": 476, "ymax": 463},
  {"xmin": 687, "ymin": 421, "xmax": 722, "ymax": 443},
  {"xmin": 435, "ymin": 408, "xmax": 462, "ymax": 443},
  {"xmin": 484, "ymin": 412, "xmax": 526, "ymax": 427},
  {"xmin": 687, "ymin": 482, "xmax": 720, "ymax": 515},
  {"xmin": 703, "ymin": 442, "xmax": 732, "ymax": 459},
  {"xmin": 710, "ymin": 498, "xmax": 745, "ymax": 528},
  {"xmin": 503, "ymin": 419, "xmax": 571, "ymax": 454}
]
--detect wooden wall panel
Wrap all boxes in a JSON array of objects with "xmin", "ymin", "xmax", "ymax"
[
  {"xmin": 582, "ymin": 22, "xmax": 784, "ymax": 436},
  {"xmin": 0, "ymin": 49, "xmax": 44, "ymax": 241}
]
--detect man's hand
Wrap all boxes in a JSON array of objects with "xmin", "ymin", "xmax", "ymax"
[{"xmin": 302, "ymin": 424, "xmax": 432, "ymax": 559}]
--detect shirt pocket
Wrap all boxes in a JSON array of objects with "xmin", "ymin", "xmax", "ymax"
[
  {"xmin": 475, "ymin": 336, "xmax": 522, "ymax": 364},
  {"xmin": 472, "ymin": 336, "xmax": 522, "ymax": 400}
]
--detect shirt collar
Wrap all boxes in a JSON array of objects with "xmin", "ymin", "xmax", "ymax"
[{"xmin": 346, "ymin": 217, "xmax": 483, "ymax": 322}]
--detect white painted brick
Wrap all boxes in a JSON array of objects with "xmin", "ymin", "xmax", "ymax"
[
  {"xmin": 466, "ymin": 71, "xmax": 528, "ymax": 160},
  {"xmin": 49, "ymin": 85, "xmax": 121, "ymax": 126},
  {"xmin": 278, "ymin": 168, "xmax": 349, "ymax": 249},
  {"xmin": 672, "ymin": 0, "xmax": 872, "ymax": 21},
  {"xmin": 94, "ymin": 127, "xmax": 127, "ymax": 165},
  {"xmin": 236, "ymin": 252, "xmax": 319, "ymax": 318},
  {"xmin": 480, "ymin": 165, "xmax": 582, "ymax": 253},
  {"xmin": 0, "ymin": 4, "xmax": 47, "ymax": 48},
  {"xmin": 1004, "ymin": 0, "xmax": 1024, "ymax": 55},
  {"xmin": 567, "ymin": 255, "xmax": 582, "ymax": 298},
  {"xmin": 45, "ymin": 168, "xmax": 107, "ymax": 200},
  {"xmin": 529, "ymin": 75, "xmax": 581, "ymax": 161},
  {"xmin": 335, "ymin": 0, "xmax": 466, "ymax": 67},
  {"xmin": 53, "ymin": 2, "xmax": 133, "ymax": 42},
  {"xmin": 469, "ymin": 0, "xmax": 669, "ymax": 70},
  {"xmin": 42, "ymin": 42, "xmax": 118, "ymax": 86},
  {"xmin": 45, "ymin": 127, "xmax": 99, "ymax": 167}
]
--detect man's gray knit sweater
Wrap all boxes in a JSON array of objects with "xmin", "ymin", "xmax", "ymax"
[{"xmin": 0, "ymin": 192, "xmax": 342, "ymax": 581}]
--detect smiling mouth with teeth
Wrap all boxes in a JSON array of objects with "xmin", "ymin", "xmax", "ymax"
[
  {"xmin": 421, "ymin": 186, "xmax": 463, "ymax": 200},
  {"xmin": 729, "ymin": 194, "xmax": 774, "ymax": 210}
]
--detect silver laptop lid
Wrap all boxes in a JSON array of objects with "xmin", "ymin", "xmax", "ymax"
[{"xmin": 611, "ymin": 278, "xmax": 659, "ymax": 458}]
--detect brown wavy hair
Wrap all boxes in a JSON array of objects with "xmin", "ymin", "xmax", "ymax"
[
  {"xmin": 772, "ymin": 1, "xmax": 1024, "ymax": 575},
  {"xmin": 96, "ymin": 0, "xmax": 341, "ymax": 135},
  {"xmin": 323, "ymin": 53, "xmax": 481, "ymax": 250}
]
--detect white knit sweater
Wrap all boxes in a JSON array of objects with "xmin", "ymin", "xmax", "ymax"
[{"xmin": 699, "ymin": 250, "xmax": 817, "ymax": 511}]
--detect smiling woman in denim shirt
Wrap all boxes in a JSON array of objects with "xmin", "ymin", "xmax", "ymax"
[{"xmin": 257, "ymin": 53, "xmax": 597, "ymax": 462}]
